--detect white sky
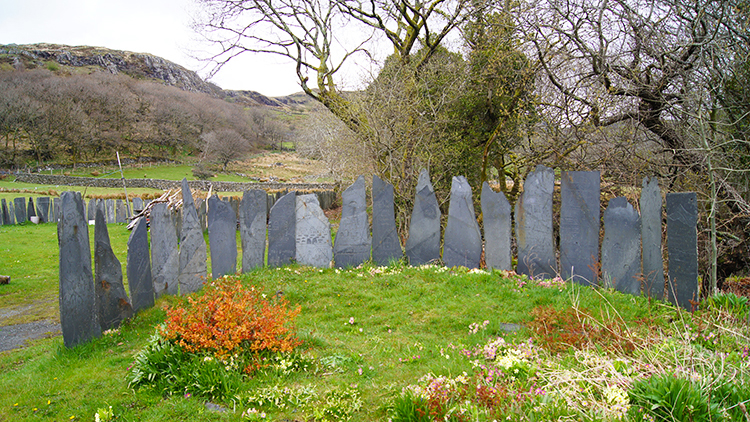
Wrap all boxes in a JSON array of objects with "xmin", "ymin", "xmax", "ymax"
[{"xmin": 0, "ymin": 0, "xmax": 305, "ymax": 96}]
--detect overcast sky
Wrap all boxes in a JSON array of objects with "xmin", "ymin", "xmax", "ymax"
[{"xmin": 0, "ymin": 0, "xmax": 304, "ymax": 96}]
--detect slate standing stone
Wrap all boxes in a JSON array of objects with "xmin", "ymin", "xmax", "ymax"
[
  {"xmin": 295, "ymin": 194, "xmax": 333, "ymax": 268},
  {"xmin": 197, "ymin": 198, "xmax": 207, "ymax": 232},
  {"xmin": 240, "ymin": 190, "xmax": 267, "ymax": 272},
  {"xmin": 127, "ymin": 217, "xmax": 155, "ymax": 313},
  {"xmin": 53, "ymin": 197, "xmax": 60, "ymax": 223},
  {"xmin": 515, "ymin": 165, "xmax": 556, "ymax": 279},
  {"xmin": 601, "ymin": 197, "xmax": 641, "ymax": 295},
  {"xmin": 560, "ymin": 171, "xmax": 601, "ymax": 285},
  {"xmin": 87, "ymin": 199, "xmax": 97, "ymax": 222},
  {"xmin": 178, "ymin": 178, "xmax": 207, "ymax": 294},
  {"xmin": 208, "ymin": 195, "xmax": 238, "ymax": 279},
  {"xmin": 641, "ymin": 177, "xmax": 665, "ymax": 299},
  {"xmin": 267, "ymin": 191, "xmax": 296, "ymax": 267},
  {"xmin": 481, "ymin": 182, "xmax": 512, "ymax": 271},
  {"xmin": 372, "ymin": 175, "xmax": 403, "ymax": 266},
  {"xmin": 1, "ymin": 199, "xmax": 10, "ymax": 225},
  {"xmin": 58, "ymin": 191, "xmax": 101, "ymax": 348},
  {"xmin": 6, "ymin": 199, "xmax": 15, "ymax": 225},
  {"xmin": 132, "ymin": 197, "xmax": 144, "ymax": 212},
  {"xmin": 116, "ymin": 200, "xmax": 127, "ymax": 223},
  {"xmin": 14, "ymin": 197, "xmax": 26, "ymax": 223},
  {"xmin": 150, "ymin": 203, "xmax": 179, "ymax": 297},
  {"xmin": 229, "ymin": 197, "xmax": 240, "ymax": 227},
  {"xmin": 334, "ymin": 176, "xmax": 371, "ymax": 268},
  {"xmin": 105, "ymin": 199, "xmax": 115, "ymax": 224},
  {"xmin": 405, "ymin": 169, "xmax": 441, "ymax": 265},
  {"xmin": 95, "ymin": 204, "xmax": 133, "ymax": 330},
  {"xmin": 443, "ymin": 176, "xmax": 482, "ymax": 268},
  {"xmin": 27, "ymin": 198, "xmax": 36, "ymax": 221},
  {"xmin": 667, "ymin": 192, "xmax": 699, "ymax": 310},
  {"xmin": 36, "ymin": 197, "xmax": 51, "ymax": 223}
]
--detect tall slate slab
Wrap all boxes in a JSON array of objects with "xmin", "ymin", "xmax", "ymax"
[
  {"xmin": 295, "ymin": 194, "xmax": 333, "ymax": 268},
  {"xmin": 443, "ymin": 176, "xmax": 482, "ymax": 268},
  {"xmin": 53, "ymin": 197, "xmax": 60, "ymax": 223},
  {"xmin": 405, "ymin": 169, "xmax": 441, "ymax": 265},
  {"xmin": 6, "ymin": 199, "xmax": 15, "ymax": 225},
  {"xmin": 58, "ymin": 191, "xmax": 100, "ymax": 348},
  {"xmin": 36, "ymin": 197, "xmax": 51, "ymax": 223},
  {"xmin": 560, "ymin": 171, "xmax": 601, "ymax": 285},
  {"xmin": 27, "ymin": 198, "xmax": 36, "ymax": 221},
  {"xmin": 667, "ymin": 192, "xmax": 698, "ymax": 310},
  {"xmin": 87, "ymin": 199, "xmax": 97, "ymax": 222},
  {"xmin": 229, "ymin": 197, "xmax": 240, "ymax": 227},
  {"xmin": 178, "ymin": 178, "xmax": 207, "ymax": 294},
  {"xmin": 208, "ymin": 195, "xmax": 238, "ymax": 279},
  {"xmin": 372, "ymin": 175, "xmax": 403, "ymax": 266},
  {"xmin": 116, "ymin": 200, "xmax": 127, "ymax": 223},
  {"xmin": 128, "ymin": 217, "xmax": 154, "ymax": 313},
  {"xmin": 197, "ymin": 198, "xmax": 207, "ymax": 232},
  {"xmin": 334, "ymin": 176, "xmax": 371, "ymax": 268},
  {"xmin": 132, "ymin": 197, "xmax": 144, "ymax": 212},
  {"xmin": 641, "ymin": 177, "xmax": 665, "ymax": 299},
  {"xmin": 95, "ymin": 204, "xmax": 132, "ymax": 330},
  {"xmin": 268, "ymin": 191, "xmax": 296, "ymax": 267},
  {"xmin": 481, "ymin": 182, "xmax": 512, "ymax": 271},
  {"xmin": 1, "ymin": 198, "xmax": 10, "ymax": 225},
  {"xmin": 151, "ymin": 203, "xmax": 179, "ymax": 297},
  {"xmin": 105, "ymin": 199, "xmax": 115, "ymax": 224},
  {"xmin": 240, "ymin": 190, "xmax": 267, "ymax": 272},
  {"xmin": 515, "ymin": 165, "xmax": 556, "ymax": 279},
  {"xmin": 14, "ymin": 197, "xmax": 26, "ymax": 223},
  {"xmin": 601, "ymin": 197, "xmax": 641, "ymax": 295}
]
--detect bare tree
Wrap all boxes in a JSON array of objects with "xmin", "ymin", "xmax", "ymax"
[{"xmin": 201, "ymin": 128, "xmax": 253, "ymax": 170}]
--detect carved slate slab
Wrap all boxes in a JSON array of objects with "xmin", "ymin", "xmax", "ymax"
[
  {"xmin": 560, "ymin": 171, "xmax": 600, "ymax": 285},
  {"xmin": 240, "ymin": 190, "xmax": 267, "ymax": 272},
  {"xmin": 178, "ymin": 178, "xmax": 207, "ymax": 295},
  {"xmin": 334, "ymin": 176, "xmax": 371, "ymax": 268},
  {"xmin": 372, "ymin": 175, "xmax": 402, "ymax": 266},
  {"xmin": 14, "ymin": 197, "xmax": 26, "ymax": 223},
  {"xmin": 105, "ymin": 199, "xmax": 115, "ymax": 224},
  {"xmin": 36, "ymin": 197, "xmax": 51, "ymax": 223},
  {"xmin": 515, "ymin": 165, "xmax": 556, "ymax": 279},
  {"xmin": 95, "ymin": 204, "xmax": 132, "ymax": 330},
  {"xmin": 667, "ymin": 192, "xmax": 698, "ymax": 310},
  {"xmin": 481, "ymin": 182, "xmax": 512, "ymax": 271},
  {"xmin": 443, "ymin": 176, "xmax": 482, "ymax": 268},
  {"xmin": 58, "ymin": 191, "xmax": 100, "ymax": 348},
  {"xmin": 601, "ymin": 197, "xmax": 641, "ymax": 295},
  {"xmin": 128, "ymin": 217, "xmax": 154, "ymax": 313},
  {"xmin": 208, "ymin": 195, "xmax": 238, "ymax": 279},
  {"xmin": 150, "ymin": 203, "xmax": 179, "ymax": 297},
  {"xmin": 116, "ymin": 200, "xmax": 127, "ymax": 223},
  {"xmin": 641, "ymin": 177, "xmax": 665, "ymax": 299},
  {"xmin": 405, "ymin": 169, "xmax": 441, "ymax": 265},
  {"xmin": 296, "ymin": 194, "xmax": 333, "ymax": 268},
  {"xmin": 268, "ymin": 191, "xmax": 296, "ymax": 267}
]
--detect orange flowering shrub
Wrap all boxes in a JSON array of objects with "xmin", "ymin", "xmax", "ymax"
[{"xmin": 161, "ymin": 276, "xmax": 302, "ymax": 360}]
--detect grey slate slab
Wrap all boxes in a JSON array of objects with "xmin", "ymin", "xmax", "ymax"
[
  {"xmin": 58, "ymin": 191, "xmax": 100, "ymax": 348},
  {"xmin": 601, "ymin": 197, "xmax": 641, "ymax": 295},
  {"xmin": 559, "ymin": 171, "xmax": 600, "ymax": 285},
  {"xmin": 116, "ymin": 200, "xmax": 127, "ymax": 223},
  {"xmin": 667, "ymin": 192, "xmax": 699, "ymax": 310},
  {"xmin": 87, "ymin": 199, "xmax": 97, "ymax": 222},
  {"xmin": 481, "ymin": 182, "xmax": 512, "ymax": 271},
  {"xmin": 1, "ymin": 199, "xmax": 10, "ymax": 225},
  {"xmin": 132, "ymin": 197, "xmax": 144, "ymax": 212},
  {"xmin": 53, "ymin": 197, "xmax": 60, "ymax": 223},
  {"xmin": 240, "ymin": 190, "xmax": 267, "ymax": 272},
  {"xmin": 515, "ymin": 165, "xmax": 556, "ymax": 279},
  {"xmin": 641, "ymin": 177, "xmax": 665, "ymax": 299},
  {"xmin": 268, "ymin": 191, "xmax": 296, "ymax": 267},
  {"xmin": 405, "ymin": 169, "xmax": 441, "ymax": 265},
  {"xmin": 443, "ymin": 176, "xmax": 482, "ymax": 268},
  {"xmin": 208, "ymin": 195, "xmax": 238, "ymax": 279},
  {"xmin": 197, "ymin": 198, "xmax": 207, "ymax": 232},
  {"xmin": 127, "ymin": 217, "xmax": 154, "ymax": 313},
  {"xmin": 334, "ymin": 176, "xmax": 371, "ymax": 268},
  {"xmin": 150, "ymin": 203, "xmax": 180, "ymax": 297},
  {"xmin": 27, "ymin": 198, "xmax": 36, "ymax": 221},
  {"xmin": 295, "ymin": 194, "xmax": 333, "ymax": 268},
  {"xmin": 178, "ymin": 178, "xmax": 207, "ymax": 294},
  {"xmin": 105, "ymin": 199, "xmax": 115, "ymax": 224},
  {"xmin": 5, "ymin": 199, "xmax": 15, "ymax": 225},
  {"xmin": 372, "ymin": 175, "xmax": 403, "ymax": 266},
  {"xmin": 95, "ymin": 204, "xmax": 132, "ymax": 330},
  {"xmin": 36, "ymin": 197, "xmax": 51, "ymax": 223},
  {"xmin": 14, "ymin": 197, "xmax": 26, "ymax": 223}
]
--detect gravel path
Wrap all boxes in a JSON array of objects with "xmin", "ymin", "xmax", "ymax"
[{"xmin": 0, "ymin": 320, "xmax": 61, "ymax": 352}]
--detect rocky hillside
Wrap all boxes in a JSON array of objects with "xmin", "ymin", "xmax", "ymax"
[{"xmin": 0, "ymin": 43, "xmax": 311, "ymax": 109}]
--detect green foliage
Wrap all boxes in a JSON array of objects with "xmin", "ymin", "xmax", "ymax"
[
  {"xmin": 628, "ymin": 375, "xmax": 721, "ymax": 422},
  {"xmin": 704, "ymin": 292, "xmax": 749, "ymax": 319}
]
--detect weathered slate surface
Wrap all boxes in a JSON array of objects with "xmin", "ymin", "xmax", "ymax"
[
  {"xmin": 27, "ymin": 198, "xmax": 36, "ymax": 221},
  {"xmin": 197, "ymin": 198, "xmax": 207, "ymax": 232},
  {"xmin": 334, "ymin": 176, "xmax": 371, "ymax": 268},
  {"xmin": 58, "ymin": 191, "xmax": 100, "ymax": 348},
  {"xmin": 481, "ymin": 182, "xmax": 512, "ymax": 271},
  {"xmin": 36, "ymin": 197, "xmax": 51, "ymax": 223},
  {"xmin": 641, "ymin": 177, "xmax": 665, "ymax": 299},
  {"xmin": 1, "ymin": 199, "xmax": 10, "ymax": 225},
  {"xmin": 559, "ymin": 171, "xmax": 600, "ymax": 285},
  {"xmin": 53, "ymin": 197, "xmax": 60, "ymax": 223},
  {"xmin": 127, "ymin": 217, "xmax": 154, "ymax": 313},
  {"xmin": 94, "ymin": 204, "xmax": 132, "ymax": 331},
  {"xmin": 405, "ymin": 169, "xmax": 441, "ymax": 265},
  {"xmin": 443, "ymin": 176, "xmax": 482, "ymax": 268},
  {"xmin": 87, "ymin": 199, "xmax": 97, "ymax": 222},
  {"xmin": 667, "ymin": 192, "xmax": 699, "ymax": 310},
  {"xmin": 150, "ymin": 202, "xmax": 179, "ymax": 297},
  {"xmin": 14, "ymin": 197, "xmax": 26, "ymax": 223},
  {"xmin": 105, "ymin": 199, "xmax": 115, "ymax": 224},
  {"xmin": 240, "ymin": 190, "xmax": 267, "ymax": 272},
  {"xmin": 515, "ymin": 165, "xmax": 556, "ymax": 279},
  {"xmin": 115, "ymin": 200, "xmax": 127, "ymax": 223},
  {"xmin": 132, "ymin": 197, "xmax": 144, "ymax": 212},
  {"xmin": 296, "ymin": 194, "xmax": 333, "ymax": 268},
  {"xmin": 601, "ymin": 197, "xmax": 641, "ymax": 295},
  {"xmin": 208, "ymin": 195, "xmax": 238, "ymax": 279},
  {"xmin": 178, "ymin": 178, "xmax": 207, "ymax": 295},
  {"xmin": 372, "ymin": 175, "xmax": 402, "ymax": 266},
  {"xmin": 267, "ymin": 191, "xmax": 296, "ymax": 267}
]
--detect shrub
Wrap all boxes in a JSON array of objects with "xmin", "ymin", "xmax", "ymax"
[
  {"xmin": 192, "ymin": 164, "xmax": 213, "ymax": 180},
  {"xmin": 628, "ymin": 374, "xmax": 721, "ymax": 422}
]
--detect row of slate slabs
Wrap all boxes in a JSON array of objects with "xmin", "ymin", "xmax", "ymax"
[{"xmin": 1, "ymin": 197, "xmax": 58, "ymax": 225}]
